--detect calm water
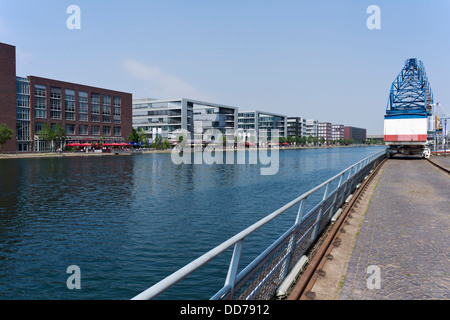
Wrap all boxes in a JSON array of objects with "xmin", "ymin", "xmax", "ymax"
[{"xmin": 0, "ymin": 146, "xmax": 385, "ymax": 300}]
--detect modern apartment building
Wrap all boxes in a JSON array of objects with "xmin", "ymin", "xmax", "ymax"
[
  {"xmin": 344, "ymin": 126, "xmax": 367, "ymax": 143},
  {"xmin": 132, "ymin": 98, "xmax": 238, "ymax": 141},
  {"xmin": 303, "ymin": 119, "xmax": 318, "ymax": 138},
  {"xmin": 287, "ymin": 117, "xmax": 304, "ymax": 138},
  {"xmin": 318, "ymin": 122, "xmax": 332, "ymax": 143},
  {"xmin": 0, "ymin": 42, "xmax": 132, "ymax": 153},
  {"xmin": 192, "ymin": 100, "xmax": 238, "ymax": 141},
  {"xmin": 331, "ymin": 124, "xmax": 345, "ymax": 141},
  {"xmin": 238, "ymin": 110, "xmax": 287, "ymax": 141}
]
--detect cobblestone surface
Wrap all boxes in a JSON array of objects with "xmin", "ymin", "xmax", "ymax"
[{"xmin": 338, "ymin": 158, "xmax": 450, "ymax": 300}]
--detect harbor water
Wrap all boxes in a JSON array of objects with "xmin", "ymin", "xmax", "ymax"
[{"xmin": 0, "ymin": 146, "xmax": 385, "ymax": 299}]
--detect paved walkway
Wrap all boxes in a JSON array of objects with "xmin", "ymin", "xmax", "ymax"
[
  {"xmin": 306, "ymin": 158, "xmax": 449, "ymax": 300},
  {"xmin": 336, "ymin": 158, "xmax": 450, "ymax": 299}
]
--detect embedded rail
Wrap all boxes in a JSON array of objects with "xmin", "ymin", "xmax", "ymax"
[
  {"xmin": 287, "ymin": 156, "xmax": 387, "ymax": 300},
  {"xmin": 427, "ymin": 158, "xmax": 450, "ymax": 175}
]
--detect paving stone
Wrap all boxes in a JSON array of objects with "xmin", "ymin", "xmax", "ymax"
[{"xmin": 337, "ymin": 158, "xmax": 450, "ymax": 300}]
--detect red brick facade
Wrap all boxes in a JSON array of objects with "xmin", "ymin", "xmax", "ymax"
[
  {"xmin": 0, "ymin": 42, "xmax": 132, "ymax": 152},
  {"xmin": 28, "ymin": 76, "xmax": 132, "ymax": 145},
  {"xmin": 0, "ymin": 43, "xmax": 17, "ymax": 152}
]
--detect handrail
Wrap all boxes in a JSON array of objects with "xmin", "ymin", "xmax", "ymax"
[{"xmin": 131, "ymin": 149, "xmax": 387, "ymax": 300}]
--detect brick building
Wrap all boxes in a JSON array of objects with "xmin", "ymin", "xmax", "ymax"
[
  {"xmin": 344, "ymin": 126, "xmax": 367, "ymax": 143},
  {"xmin": 318, "ymin": 122, "xmax": 332, "ymax": 143},
  {"xmin": 0, "ymin": 42, "xmax": 132, "ymax": 153}
]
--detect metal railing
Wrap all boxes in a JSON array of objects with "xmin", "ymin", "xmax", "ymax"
[{"xmin": 132, "ymin": 149, "xmax": 387, "ymax": 300}]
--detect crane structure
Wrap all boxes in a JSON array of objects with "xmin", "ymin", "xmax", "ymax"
[{"xmin": 384, "ymin": 58, "xmax": 433, "ymax": 158}]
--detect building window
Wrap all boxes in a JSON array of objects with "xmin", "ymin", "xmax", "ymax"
[
  {"xmin": 50, "ymin": 87, "xmax": 62, "ymax": 120},
  {"xmin": 79, "ymin": 91, "xmax": 88, "ymax": 122},
  {"xmin": 79, "ymin": 125, "xmax": 88, "ymax": 135},
  {"xmin": 113, "ymin": 97, "xmax": 121, "ymax": 124},
  {"xmin": 91, "ymin": 93, "xmax": 100, "ymax": 115},
  {"xmin": 102, "ymin": 126, "xmax": 110, "ymax": 136},
  {"xmin": 65, "ymin": 124, "xmax": 75, "ymax": 135},
  {"xmin": 34, "ymin": 84, "xmax": 47, "ymax": 119},
  {"xmin": 91, "ymin": 125, "xmax": 100, "ymax": 135},
  {"xmin": 65, "ymin": 89, "xmax": 76, "ymax": 120},
  {"xmin": 102, "ymin": 95, "xmax": 111, "ymax": 123},
  {"xmin": 35, "ymin": 122, "xmax": 44, "ymax": 135},
  {"xmin": 17, "ymin": 121, "xmax": 30, "ymax": 142},
  {"xmin": 113, "ymin": 127, "xmax": 121, "ymax": 136}
]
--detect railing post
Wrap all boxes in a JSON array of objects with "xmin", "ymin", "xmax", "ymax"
[
  {"xmin": 311, "ymin": 182, "xmax": 330, "ymax": 240},
  {"xmin": 337, "ymin": 173, "xmax": 344, "ymax": 188},
  {"xmin": 295, "ymin": 198, "xmax": 307, "ymax": 225},
  {"xmin": 224, "ymin": 240, "xmax": 245, "ymax": 298},
  {"xmin": 322, "ymin": 182, "xmax": 330, "ymax": 200}
]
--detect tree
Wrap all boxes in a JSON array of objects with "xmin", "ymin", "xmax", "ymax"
[
  {"xmin": 127, "ymin": 128, "xmax": 139, "ymax": 143},
  {"xmin": 162, "ymin": 139, "xmax": 171, "ymax": 149},
  {"xmin": 38, "ymin": 123, "xmax": 57, "ymax": 151},
  {"xmin": 319, "ymin": 137, "xmax": 325, "ymax": 145},
  {"xmin": 312, "ymin": 137, "xmax": 318, "ymax": 146},
  {"xmin": 137, "ymin": 127, "xmax": 147, "ymax": 145},
  {"xmin": 53, "ymin": 123, "xmax": 66, "ymax": 149},
  {"xmin": 0, "ymin": 123, "xmax": 14, "ymax": 151}
]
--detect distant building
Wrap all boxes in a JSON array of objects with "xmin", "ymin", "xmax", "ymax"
[
  {"xmin": 238, "ymin": 110, "xmax": 287, "ymax": 141},
  {"xmin": 132, "ymin": 98, "xmax": 238, "ymax": 141},
  {"xmin": 331, "ymin": 124, "xmax": 345, "ymax": 141},
  {"xmin": 0, "ymin": 42, "xmax": 132, "ymax": 153},
  {"xmin": 318, "ymin": 122, "xmax": 332, "ymax": 143},
  {"xmin": 192, "ymin": 101, "xmax": 238, "ymax": 141},
  {"xmin": 367, "ymin": 134, "xmax": 383, "ymax": 142},
  {"xmin": 287, "ymin": 117, "xmax": 304, "ymax": 138},
  {"xmin": 344, "ymin": 126, "xmax": 367, "ymax": 143},
  {"xmin": 303, "ymin": 119, "xmax": 318, "ymax": 137}
]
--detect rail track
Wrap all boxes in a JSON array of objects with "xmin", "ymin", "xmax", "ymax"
[
  {"xmin": 427, "ymin": 158, "xmax": 450, "ymax": 175},
  {"xmin": 287, "ymin": 157, "xmax": 387, "ymax": 300}
]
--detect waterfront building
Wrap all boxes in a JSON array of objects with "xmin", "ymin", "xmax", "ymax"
[
  {"xmin": 344, "ymin": 126, "xmax": 367, "ymax": 143},
  {"xmin": 287, "ymin": 117, "xmax": 305, "ymax": 138},
  {"xmin": 192, "ymin": 100, "xmax": 238, "ymax": 142},
  {"xmin": 303, "ymin": 119, "xmax": 318, "ymax": 138},
  {"xmin": 132, "ymin": 98, "xmax": 238, "ymax": 141},
  {"xmin": 238, "ymin": 110, "xmax": 287, "ymax": 141},
  {"xmin": 331, "ymin": 124, "xmax": 345, "ymax": 141},
  {"xmin": 0, "ymin": 42, "xmax": 132, "ymax": 153},
  {"xmin": 318, "ymin": 122, "xmax": 332, "ymax": 143}
]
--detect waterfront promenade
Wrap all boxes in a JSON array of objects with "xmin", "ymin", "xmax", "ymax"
[
  {"xmin": 302, "ymin": 155, "xmax": 449, "ymax": 300},
  {"xmin": 0, "ymin": 144, "xmax": 376, "ymax": 160}
]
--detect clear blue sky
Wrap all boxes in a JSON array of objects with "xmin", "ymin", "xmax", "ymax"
[{"xmin": 1, "ymin": 0, "xmax": 449, "ymax": 134}]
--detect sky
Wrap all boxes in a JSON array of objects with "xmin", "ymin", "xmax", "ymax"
[{"xmin": 1, "ymin": 0, "xmax": 449, "ymax": 135}]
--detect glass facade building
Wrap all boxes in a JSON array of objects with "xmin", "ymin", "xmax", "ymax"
[
  {"xmin": 238, "ymin": 111, "xmax": 287, "ymax": 141},
  {"xmin": 132, "ymin": 98, "xmax": 238, "ymax": 142}
]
